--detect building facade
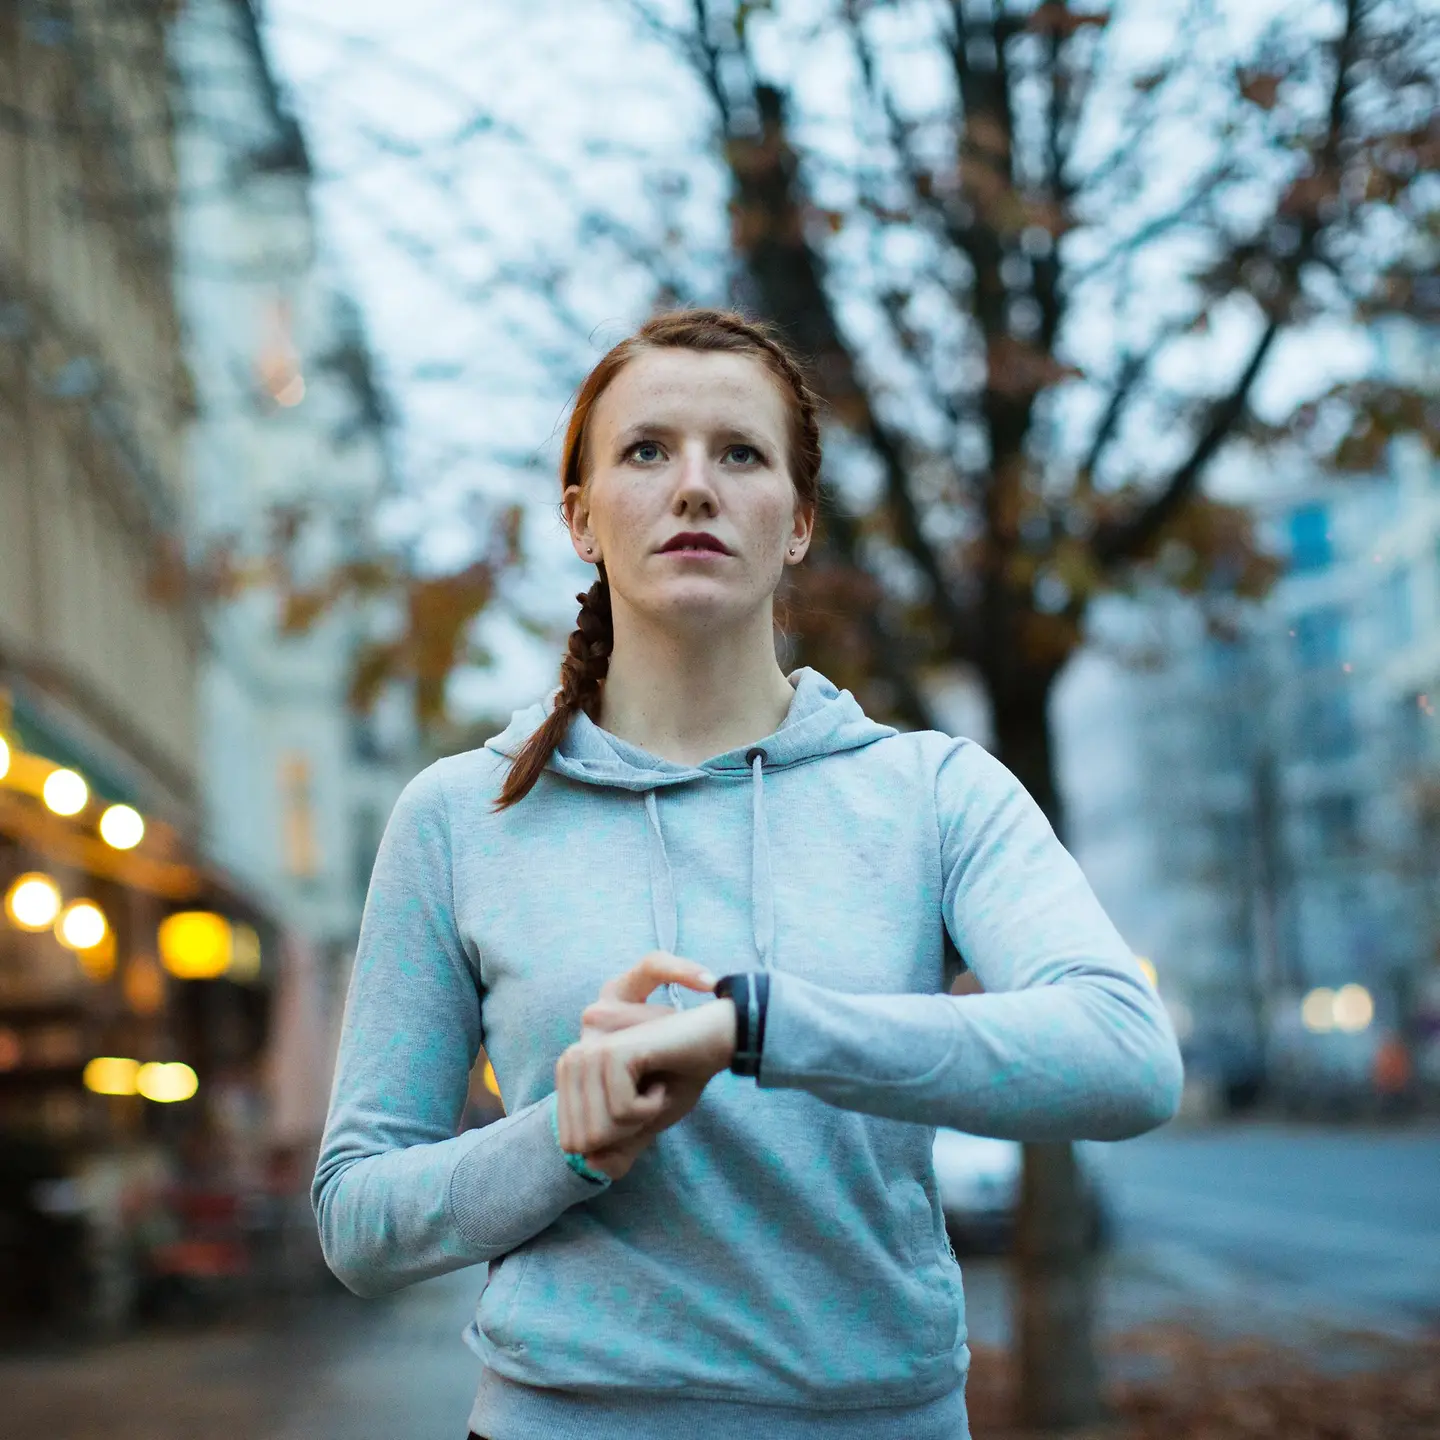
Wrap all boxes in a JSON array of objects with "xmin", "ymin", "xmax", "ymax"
[
  {"xmin": 1058, "ymin": 326, "xmax": 1440, "ymax": 1108},
  {"xmin": 0, "ymin": 0, "xmax": 281, "ymax": 1335},
  {"xmin": 170, "ymin": 0, "xmax": 418, "ymax": 1038}
]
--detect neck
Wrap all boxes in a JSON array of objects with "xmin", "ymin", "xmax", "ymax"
[{"xmin": 598, "ymin": 597, "xmax": 796, "ymax": 765}]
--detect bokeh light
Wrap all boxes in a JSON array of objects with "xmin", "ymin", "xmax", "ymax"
[
  {"xmin": 158, "ymin": 910, "xmax": 233, "ymax": 979},
  {"xmin": 99, "ymin": 803, "xmax": 145, "ymax": 850},
  {"xmin": 136, "ymin": 1061, "xmax": 198, "ymax": 1103},
  {"xmin": 1332, "ymin": 984, "xmax": 1374, "ymax": 1033},
  {"xmin": 1301, "ymin": 988, "xmax": 1336, "ymax": 1034},
  {"xmin": 83, "ymin": 1056, "xmax": 140, "ymax": 1096},
  {"xmin": 42, "ymin": 767, "xmax": 88, "ymax": 816},
  {"xmin": 5, "ymin": 873, "xmax": 62, "ymax": 931},
  {"xmin": 57, "ymin": 900, "xmax": 107, "ymax": 952}
]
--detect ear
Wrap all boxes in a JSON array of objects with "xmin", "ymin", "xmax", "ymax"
[
  {"xmin": 785, "ymin": 500, "xmax": 816, "ymax": 565},
  {"xmin": 564, "ymin": 484, "xmax": 600, "ymax": 565}
]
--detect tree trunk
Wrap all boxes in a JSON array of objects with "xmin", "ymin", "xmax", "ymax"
[{"xmin": 990, "ymin": 680, "xmax": 1105, "ymax": 1431}]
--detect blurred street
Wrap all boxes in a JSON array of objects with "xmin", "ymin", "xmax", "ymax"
[
  {"xmin": 1087, "ymin": 1120, "xmax": 1440, "ymax": 1343},
  {"xmin": 2, "ymin": 1120, "xmax": 1436, "ymax": 1440}
]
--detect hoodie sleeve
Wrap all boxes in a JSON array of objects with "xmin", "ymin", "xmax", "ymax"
[
  {"xmin": 756, "ymin": 739, "xmax": 1184, "ymax": 1140},
  {"xmin": 311, "ymin": 764, "xmax": 607, "ymax": 1299}
]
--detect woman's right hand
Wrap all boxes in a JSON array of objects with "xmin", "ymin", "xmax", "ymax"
[{"xmin": 555, "ymin": 952, "xmax": 717, "ymax": 1180}]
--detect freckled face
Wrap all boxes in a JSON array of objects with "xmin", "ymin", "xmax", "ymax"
[{"xmin": 566, "ymin": 349, "xmax": 812, "ymax": 632}]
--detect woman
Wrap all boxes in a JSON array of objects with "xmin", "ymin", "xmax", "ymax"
[{"xmin": 313, "ymin": 309, "xmax": 1183, "ymax": 1440}]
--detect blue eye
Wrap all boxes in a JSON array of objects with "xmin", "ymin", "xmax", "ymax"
[
  {"xmin": 627, "ymin": 441, "xmax": 662, "ymax": 463},
  {"xmin": 725, "ymin": 444, "xmax": 761, "ymax": 465}
]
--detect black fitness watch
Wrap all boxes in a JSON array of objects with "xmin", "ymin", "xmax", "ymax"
[{"xmin": 713, "ymin": 971, "xmax": 769, "ymax": 1078}]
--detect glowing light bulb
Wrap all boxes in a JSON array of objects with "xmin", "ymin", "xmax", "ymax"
[
  {"xmin": 99, "ymin": 804, "xmax": 145, "ymax": 850},
  {"xmin": 84, "ymin": 1057, "xmax": 140, "ymax": 1096},
  {"xmin": 43, "ymin": 768, "xmax": 88, "ymax": 816},
  {"xmin": 158, "ymin": 911, "xmax": 233, "ymax": 979},
  {"xmin": 5, "ymin": 873, "xmax": 62, "ymax": 931},
  {"xmin": 0, "ymin": 735, "xmax": 10, "ymax": 781},
  {"xmin": 136, "ymin": 1061, "xmax": 198, "ymax": 1103},
  {"xmin": 57, "ymin": 900, "xmax": 107, "ymax": 952}
]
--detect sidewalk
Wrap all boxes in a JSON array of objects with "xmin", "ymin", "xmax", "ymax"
[{"xmin": 0, "ymin": 1273, "xmax": 483, "ymax": 1440}]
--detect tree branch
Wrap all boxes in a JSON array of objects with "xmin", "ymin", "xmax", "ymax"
[
  {"xmin": 1092, "ymin": 0, "xmax": 1364, "ymax": 570},
  {"xmin": 1093, "ymin": 318, "xmax": 1279, "ymax": 567}
]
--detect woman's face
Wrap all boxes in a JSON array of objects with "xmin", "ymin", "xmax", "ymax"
[{"xmin": 566, "ymin": 348, "xmax": 813, "ymax": 634}]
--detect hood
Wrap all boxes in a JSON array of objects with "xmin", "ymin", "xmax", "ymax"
[
  {"xmin": 483, "ymin": 666, "xmax": 895, "ymax": 790},
  {"xmin": 484, "ymin": 668, "xmax": 895, "ymax": 1002}
]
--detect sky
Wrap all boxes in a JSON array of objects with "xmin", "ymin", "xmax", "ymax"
[{"xmin": 258, "ymin": 0, "xmax": 1377, "ymax": 725}]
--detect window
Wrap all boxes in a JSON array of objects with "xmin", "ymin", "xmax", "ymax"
[
  {"xmin": 1293, "ymin": 607, "xmax": 1344, "ymax": 669},
  {"xmin": 1382, "ymin": 569, "xmax": 1412, "ymax": 646},
  {"xmin": 1297, "ymin": 693, "xmax": 1356, "ymax": 762},
  {"xmin": 279, "ymin": 751, "xmax": 320, "ymax": 880},
  {"xmin": 1213, "ymin": 811, "xmax": 1253, "ymax": 867},
  {"xmin": 352, "ymin": 804, "xmax": 383, "ymax": 900},
  {"xmin": 1308, "ymin": 795, "xmax": 1358, "ymax": 856},
  {"xmin": 1208, "ymin": 709, "xmax": 1250, "ymax": 770},
  {"xmin": 1288, "ymin": 504, "xmax": 1332, "ymax": 572}
]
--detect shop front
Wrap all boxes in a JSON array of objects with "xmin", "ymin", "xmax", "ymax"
[{"xmin": 0, "ymin": 698, "xmax": 286, "ymax": 1339}]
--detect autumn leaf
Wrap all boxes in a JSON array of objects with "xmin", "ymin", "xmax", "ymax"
[
  {"xmin": 1025, "ymin": 4, "xmax": 1109, "ymax": 39},
  {"xmin": 280, "ymin": 586, "xmax": 333, "ymax": 635},
  {"xmin": 987, "ymin": 336, "xmax": 1083, "ymax": 399},
  {"xmin": 1238, "ymin": 68, "xmax": 1284, "ymax": 110}
]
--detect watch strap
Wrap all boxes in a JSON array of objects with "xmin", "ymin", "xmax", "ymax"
[{"xmin": 714, "ymin": 971, "xmax": 769, "ymax": 1077}]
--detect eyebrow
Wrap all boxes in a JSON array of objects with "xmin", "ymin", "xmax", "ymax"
[{"xmin": 613, "ymin": 422, "xmax": 776, "ymax": 450}]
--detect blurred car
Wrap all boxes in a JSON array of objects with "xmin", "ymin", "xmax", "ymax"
[{"xmin": 931, "ymin": 1129, "xmax": 1110, "ymax": 1256}]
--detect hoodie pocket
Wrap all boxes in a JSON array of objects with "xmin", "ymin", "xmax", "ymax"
[
  {"xmin": 901, "ymin": 1178, "xmax": 956, "ymax": 1357},
  {"xmin": 477, "ymin": 1247, "xmax": 534, "ymax": 1354}
]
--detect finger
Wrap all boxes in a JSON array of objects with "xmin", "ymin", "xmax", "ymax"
[
  {"xmin": 581, "ymin": 999, "xmax": 668, "ymax": 1035},
  {"xmin": 555, "ymin": 1050, "xmax": 582, "ymax": 1153},
  {"xmin": 581, "ymin": 1046, "xmax": 642, "ymax": 1153},
  {"xmin": 579, "ymin": 1048, "xmax": 614, "ymax": 1154},
  {"xmin": 602, "ymin": 1046, "xmax": 665, "ymax": 1127},
  {"xmin": 599, "ymin": 951, "xmax": 718, "ymax": 1005}
]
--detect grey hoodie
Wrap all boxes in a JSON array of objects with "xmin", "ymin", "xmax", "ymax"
[{"xmin": 313, "ymin": 668, "xmax": 1183, "ymax": 1440}]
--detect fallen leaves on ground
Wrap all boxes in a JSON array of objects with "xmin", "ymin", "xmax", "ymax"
[{"xmin": 965, "ymin": 1325, "xmax": 1440, "ymax": 1439}]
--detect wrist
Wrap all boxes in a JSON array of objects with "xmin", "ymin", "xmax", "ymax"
[
  {"xmin": 712, "ymin": 972, "xmax": 769, "ymax": 1077},
  {"xmin": 547, "ymin": 1092, "xmax": 610, "ymax": 1188}
]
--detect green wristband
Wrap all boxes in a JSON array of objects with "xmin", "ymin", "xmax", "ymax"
[{"xmin": 549, "ymin": 1093, "xmax": 610, "ymax": 1187}]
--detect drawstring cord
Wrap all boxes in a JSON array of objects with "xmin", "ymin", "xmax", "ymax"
[
  {"xmin": 748, "ymin": 749, "xmax": 775, "ymax": 972},
  {"xmin": 646, "ymin": 750, "xmax": 776, "ymax": 1010}
]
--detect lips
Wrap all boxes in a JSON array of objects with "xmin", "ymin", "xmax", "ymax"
[{"xmin": 658, "ymin": 532, "xmax": 732, "ymax": 555}]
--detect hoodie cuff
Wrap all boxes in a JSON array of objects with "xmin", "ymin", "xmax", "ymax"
[
  {"xmin": 755, "ymin": 971, "xmax": 960, "ymax": 1094},
  {"xmin": 447, "ymin": 1092, "xmax": 611, "ymax": 1255}
]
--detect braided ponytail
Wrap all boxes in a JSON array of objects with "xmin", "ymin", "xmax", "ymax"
[
  {"xmin": 494, "ymin": 309, "xmax": 822, "ymax": 810},
  {"xmin": 495, "ymin": 577, "xmax": 613, "ymax": 809}
]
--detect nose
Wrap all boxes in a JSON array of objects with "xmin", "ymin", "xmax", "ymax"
[{"xmin": 672, "ymin": 440, "xmax": 719, "ymax": 515}]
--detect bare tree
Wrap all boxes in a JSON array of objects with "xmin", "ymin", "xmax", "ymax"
[{"xmin": 618, "ymin": 0, "xmax": 1437, "ymax": 1425}]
